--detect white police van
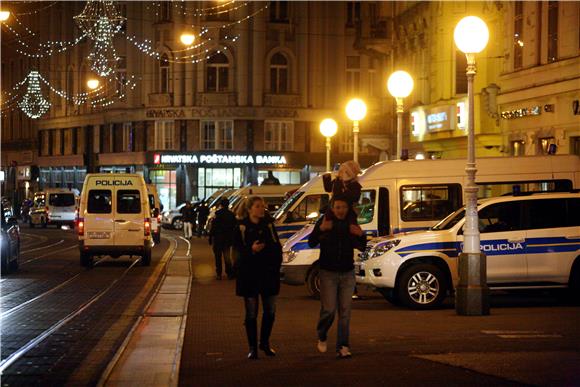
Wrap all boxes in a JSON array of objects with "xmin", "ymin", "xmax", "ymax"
[
  {"xmin": 356, "ymin": 192, "xmax": 580, "ymax": 309},
  {"xmin": 281, "ymin": 155, "xmax": 580, "ymax": 297},
  {"xmin": 78, "ymin": 174, "xmax": 152, "ymax": 267}
]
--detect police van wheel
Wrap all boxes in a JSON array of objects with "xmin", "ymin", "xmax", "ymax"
[
  {"xmin": 80, "ymin": 252, "xmax": 93, "ymax": 268},
  {"xmin": 142, "ymin": 250, "xmax": 151, "ymax": 266},
  {"xmin": 397, "ymin": 264, "xmax": 447, "ymax": 309},
  {"xmin": 306, "ymin": 264, "xmax": 321, "ymax": 299},
  {"xmin": 377, "ymin": 288, "xmax": 400, "ymax": 306}
]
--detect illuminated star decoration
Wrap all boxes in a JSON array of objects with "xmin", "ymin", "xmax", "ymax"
[
  {"xmin": 18, "ymin": 71, "xmax": 50, "ymax": 119},
  {"xmin": 74, "ymin": 0, "xmax": 125, "ymax": 76}
]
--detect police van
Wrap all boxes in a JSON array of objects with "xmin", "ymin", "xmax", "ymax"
[
  {"xmin": 147, "ymin": 184, "xmax": 162, "ymax": 244},
  {"xmin": 30, "ymin": 189, "xmax": 78, "ymax": 228},
  {"xmin": 78, "ymin": 174, "xmax": 152, "ymax": 267},
  {"xmin": 356, "ymin": 192, "xmax": 580, "ymax": 309},
  {"xmin": 281, "ymin": 155, "xmax": 580, "ymax": 297}
]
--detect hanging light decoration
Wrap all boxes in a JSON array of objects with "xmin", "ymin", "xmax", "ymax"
[
  {"xmin": 18, "ymin": 71, "xmax": 50, "ymax": 119},
  {"xmin": 74, "ymin": 0, "xmax": 125, "ymax": 76}
]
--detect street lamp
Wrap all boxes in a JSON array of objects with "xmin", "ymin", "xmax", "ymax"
[
  {"xmin": 454, "ymin": 16, "xmax": 490, "ymax": 316},
  {"xmin": 387, "ymin": 70, "xmax": 414, "ymax": 160},
  {"xmin": 320, "ymin": 118, "xmax": 338, "ymax": 172},
  {"xmin": 180, "ymin": 32, "xmax": 196, "ymax": 46},
  {"xmin": 87, "ymin": 78, "xmax": 100, "ymax": 90},
  {"xmin": 345, "ymin": 98, "xmax": 367, "ymax": 163},
  {"xmin": 0, "ymin": 11, "xmax": 10, "ymax": 22}
]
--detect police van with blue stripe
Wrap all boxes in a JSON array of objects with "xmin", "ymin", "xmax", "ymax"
[
  {"xmin": 280, "ymin": 155, "xmax": 579, "ymax": 297},
  {"xmin": 356, "ymin": 192, "xmax": 580, "ymax": 309}
]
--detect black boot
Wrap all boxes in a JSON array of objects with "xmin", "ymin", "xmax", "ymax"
[
  {"xmin": 259, "ymin": 314, "xmax": 276, "ymax": 356},
  {"xmin": 245, "ymin": 318, "xmax": 258, "ymax": 360}
]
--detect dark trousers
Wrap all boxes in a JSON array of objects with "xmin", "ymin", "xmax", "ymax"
[
  {"xmin": 244, "ymin": 295, "xmax": 277, "ymax": 348},
  {"xmin": 213, "ymin": 245, "xmax": 233, "ymax": 278}
]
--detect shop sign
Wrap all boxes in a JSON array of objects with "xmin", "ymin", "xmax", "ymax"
[
  {"xmin": 146, "ymin": 109, "xmax": 186, "ymax": 118},
  {"xmin": 155, "ymin": 153, "xmax": 287, "ymax": 165},
  {"xmin": 500, "ymin": 106, "xmax": 541, "ymax": 120}
]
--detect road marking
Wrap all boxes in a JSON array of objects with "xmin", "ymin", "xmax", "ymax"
[
  {"xmin": 21, "ymin": 245, "xmax": 77, "ymax": 265},
  {"xmin": 498, "ymin": 334, "xmax": 563, "ymax": 339},
  {"xmin": 482, "ymin": 330, "xmax": 562, "ymax": 339},
  {"xmin": 21, "ymin": 239, "xmax": 64, "ymax": 254}
]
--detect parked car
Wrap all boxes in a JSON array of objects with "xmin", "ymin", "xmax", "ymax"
[
  {"xmin": 1, "ymin": 203, "xmax": 20, "ymax": 273},
  {"xmin": 161, "ymin": 203, "xmax": 187, "ymax": 230}
]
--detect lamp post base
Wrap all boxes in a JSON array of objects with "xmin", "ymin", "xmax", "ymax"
[{"xmin": 455, "ymin": 252, "xmax": 490, "ymax": 316}]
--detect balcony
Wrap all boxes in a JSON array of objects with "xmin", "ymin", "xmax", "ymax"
[
  {"xmin": 264, "ymin": 94, "xmax": 301, "ymax": 108},
  {"xmin": 197, "ymin": 92, "xmax": 237, "ymax": 107},
  {"xmin": 148, "ymin": 93, "xmax": 173, "ymax": 107}
]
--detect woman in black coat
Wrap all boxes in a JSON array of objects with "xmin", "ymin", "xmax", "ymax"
[{"xmin": 233, "ymin": 196, "xmax": 282, "ymax": 360}]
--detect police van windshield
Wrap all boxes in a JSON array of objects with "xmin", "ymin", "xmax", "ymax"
[
  {"xmin": 49, "ymin": 193, "xmax": 75, "ymax": 207},
  {"xmin": 431, "ymin": 207, "xmax": 465, "ymax": 231},
  {"xmin": 274, "ymin": 191, "xmax": 304, "ymax": 221}
]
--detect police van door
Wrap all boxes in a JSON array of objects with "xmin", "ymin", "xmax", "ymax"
[
  {"xmin": 114, "ymin": 187, "xmax": 144, "ymax": 246},
  {"xmin": 476, "ymin": 201, "xmax": 527, "ymax": 283},
  {"xmin": 85, "ymin": 188, "xmax": 115, "ymax": 246}
]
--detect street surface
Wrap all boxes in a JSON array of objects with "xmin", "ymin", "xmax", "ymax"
[{"xmin": 1, "ymin": 226, "xmax": 579, "ymax": 386}]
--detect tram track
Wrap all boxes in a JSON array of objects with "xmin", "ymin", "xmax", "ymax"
[
  {"xmin": 0, "ymin": 257, "xmax": 143, "ymax": 373},
  {"xmin": 20, "ymin": 238, "xmax": 65, "ymax": 255}
]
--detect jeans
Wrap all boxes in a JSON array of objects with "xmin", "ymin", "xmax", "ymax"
[
  {"xmin": 317, "ymin": 269, "xmax": 356, "ymax": 351},
  {"xmin": 213, "ymin": 245, "xmax": 233, "ymax": 278},
  {"xmin": 244, "ymin": 295, "xmax": 277, "ymax": 320},
  {"xmin": 183, "ymin": 221, "xmax": 193, "ymax": 239}
]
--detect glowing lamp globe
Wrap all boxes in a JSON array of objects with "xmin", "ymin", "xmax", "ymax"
[
  {"xmin": 180, "ymin": 33, "xmax": 196, "ymax": 46},
  {"xmin": 454, "ymin": 16, "xmax": 489, "ymax": 54},
  {"xmin": 87, "ymin": 79, "xmax": 100, "ymax": 90},
  {"xmin": 345, "ymin": 99, "xmax": 367, "ymax": 122},
  {"xmin": 0, "ymin": 11, "xmax": 10, "ymax": 22},
  {"xmin": 319, "ymin": 118, "xmax": 338, "ymax": 138},
  {"xmin": 387, "ymin": 71, "xmax": 414, "ymax": 98}
]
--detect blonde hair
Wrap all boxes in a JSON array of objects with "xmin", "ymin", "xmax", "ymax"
[{"xmin": 236, "ymin": 196, "xmax": 265, "ymax": 219}]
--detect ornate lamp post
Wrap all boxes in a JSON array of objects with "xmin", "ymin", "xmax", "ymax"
[
  {"xmin": 345, "ymin": 98, "xmax": 367, "ymax": 164},
  {"xmin": 453, "ymin": 16, "xmax": 490, "ymax": 316},
  {"xmin": 387, "ymin": 71, "xmax": 414, "ymax": 160},
  {"xmin": 319, "ymin": 118, "xmax": 338, "ymax": 172}
]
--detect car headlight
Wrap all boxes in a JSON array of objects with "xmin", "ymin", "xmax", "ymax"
[
  {"xmin": 282, "ymin": 250, "xmax": 297, "ymax": 263},
  {"xmin": 367, "ymin": 239, "xmax": 400, "ymax": 259}
]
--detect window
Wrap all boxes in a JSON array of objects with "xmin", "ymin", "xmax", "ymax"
[
  {"xmin": 265, "ymin": 121, "xmax": 293, "ymax": 151},
  {"xmin": 355, "ymin": 190, "xmax": 376, "ymax": 225},
  {"xmin": 270, "ymin": 1, "xmax": 288, "ymax": 22},
  {"xmin": 346, "ymin": 1, "xmax": 361, "ymax": 26},
  {"xmin": 573, "ymin": 137, "xmax": 580, "ymax": 156},
  {"xmin": 201, "ymin": 120, "xmax": 233, "ymax": 150},
  {"xmin": 206, "ymin": 53, "xmax": 229, "ymax": 92},
  {"xmin": 512, "ymin": 140, "xmax": 525, "ymax": 156},
  {"xmin": 159, "ymin": 54, "xmax": 169, "ymax": 93},
  {"xmin": 88, "ymin": 190, "xmax": 112, "ymax": 214},
  {"xmin": 340, "ymin": 129, "xmax": 354, "ymax": 153},
  {"xmin": 154, "ymin": 120, "xmax": 175, "ymax": 150},
  {"xmin": 400, "ymin": 184, "xmax": 463, "ymax": 221},
  {"xmin": 538, "ymin": 137, "xmax": 555, "ymax": 155},
  {"xmin": 197, "ymin": 167, "xmax": 242, "ymax": 200},
  {"xmin": 49, "ymin": 193, "xmax": 75, "ymax": 207},
  {"xmin": 67, "ymin": 69, "xmax": 74, "ymax": 105},
  {"xmin": 478, "ymin": 202, "xmax": 522, "ymax": 233},
  {"xmin": 157, "ymin": 1, "xmax": 171, "ymax": 22},
  {"xmin": 270, "ymin": 53, "xmax": 288, "ymax": 94},
  {"xmin": 117, "ymin": 56, "xmax": 127, "ymax": 97},
  {"xmin": 117, "ymin": 190, "xmax": 141, "ymax": 214},
  {"xmin": 150, "ymin": 169, "xmax": 177, "ymax": 211},
  {"xmin": 547, "ymin": 1, "xmax": 558, "ymax": 62},
  {"xmin": 63, "ymin": 129, "xmax": 74, "ymax": 155},
  {"xmin": 368, "ymin": 59, "xmax": 378, "ymax": 97},
  {"xmin": 122, "ymin": 122, "xmax": 134, "ymax": 152},
  {"xmin": 523, "ymin": 198, "xmax": 578, "ymax": 230},
  {"xmin": 455, "ymin": 50, "xmax": 467, "ymax": 94},
  {"xmin": 286, "ymin": 194, "xmax": 329, "ymax": 223},
  {"xmin": 346, "ymin": 56, "xmax": 360, "ymax": 95},
  {"xmin": 514, "ymin": 1, "xmax": 524, "ymax": 69}
]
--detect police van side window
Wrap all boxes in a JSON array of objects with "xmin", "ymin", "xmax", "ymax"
[
  {"xmin": 523, "ymin": 198, "xmax": 576, "ymax": 230},
  {"xmin": 117, "ymin": 190, "xmax": 142, "ymax": 214},
  {"xmin": 478, "ymin": 202, "xmax": 522, "ymax": 233},
  {"xmin": 400, "ymin": 184, "xmax": 462, "ymax": 221},
  {"xmin": 88, "ymin": 190, "xmax": 112, "ymax": 214}
]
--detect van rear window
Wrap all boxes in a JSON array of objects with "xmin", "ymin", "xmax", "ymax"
[
  {"xmin": 118, "ymin": 190, "xmax": 141, "ymax": 214},
  {"xmin": 49, "ymin": 193, "xmax": 75, "ymax": 207},
  {"xmin": 88, "ymin": 190, "xmax": 112, "ymax": 214}
]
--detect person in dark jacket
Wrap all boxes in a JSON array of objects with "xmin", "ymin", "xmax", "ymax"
[
  {"xmin": 180, "ymin": 201, "xmax": 195, "ymax": 239},
  {"xmin": 233, "ymin": 196, "xmax": 283, "ymax": 360},
  {"xmin": 308, "ymin": 196, "xmax": 367, "ymax": 358},
  {"xmin": 209, "ymin": 198, "xmax": 237, "ymax": 280},
  {"xmin": 196, "ymin": 201, "xmax": 210, "ymax": 237}
]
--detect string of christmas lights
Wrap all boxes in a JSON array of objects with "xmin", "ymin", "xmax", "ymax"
[
  {"xmin": 14, "ymin": 2, "xmax": 58, "ymax": 16},
  {"xmin": 18, "ymin": 71, "xmax": 51, "ymax": 119},
  {"xmin": 190, "ymin": 4, "xmax": 269, "ymax": 30}
]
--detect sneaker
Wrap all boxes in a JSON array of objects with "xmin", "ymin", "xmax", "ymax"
[
  {"xmin": 317, "ymin": 340, "xmax": 327, "ymax": 353},
  {"xmin": 337, "ymin": 346, "xmax": 352, "ymax": 358}
]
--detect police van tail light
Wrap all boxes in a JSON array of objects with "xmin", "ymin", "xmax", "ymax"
[
  {"xmin": 78, "ymin": 218, "xmax": 85, "ymax": 236},
  {"xmin": 157, "ymin": 214, "xmax": 162, "ymax": 223},
  {"xmin": 144, "ymin": 218, "xmax": 151, "ymax": 236}
]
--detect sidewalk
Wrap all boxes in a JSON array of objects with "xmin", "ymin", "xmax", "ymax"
[{"xmin": 178, "ymin": 237, "xmax": 580, "ymax": 386}]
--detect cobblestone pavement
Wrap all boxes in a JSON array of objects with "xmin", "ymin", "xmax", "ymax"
[{"xmin": 179, "ymin": 236, "xmax": 580, "ymax": 387}]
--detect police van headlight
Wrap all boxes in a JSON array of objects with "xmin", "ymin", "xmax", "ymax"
[
  {"xmin": 283, "ymin": 250, "xmax": 297, "ymax": 263},
  {"xmin": 369, "ymin": 240, "xmax": 400, "ymax": 259}
]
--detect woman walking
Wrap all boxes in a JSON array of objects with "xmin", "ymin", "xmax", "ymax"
[{"xmin": 233, "ymin": 196, "xmax": 283, "ymax": 360}]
